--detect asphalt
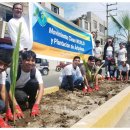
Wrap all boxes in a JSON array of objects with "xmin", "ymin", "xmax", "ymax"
[{"xmin": 115, "ymin": 106, "xmax": 130, "ymax": 127}]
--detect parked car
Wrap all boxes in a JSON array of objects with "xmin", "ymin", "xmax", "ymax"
[{"xmin": 35, "ymin": 58, "xmax": 49, "ymax": 75}]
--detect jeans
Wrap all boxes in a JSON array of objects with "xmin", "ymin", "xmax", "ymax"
[
  {"xmin": 0, "ymin": 99, "xmax": 5, "ymax": 111},
  {"xmin": 107, "ymin": 70, "xmax": 117, "ymax": 77},
  {"xmin": 61, "ymin": 75, "xmax": 83, "ymax": 90}
]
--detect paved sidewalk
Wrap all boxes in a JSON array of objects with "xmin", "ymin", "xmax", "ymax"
[{"xmin": 115, "ymin": 107, "xmax": 130, "ymax": 127}]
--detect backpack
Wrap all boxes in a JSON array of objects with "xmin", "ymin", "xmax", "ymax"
[{"xmin": 16, "ymin": 65, "xmax": 36, "ymax": 81}]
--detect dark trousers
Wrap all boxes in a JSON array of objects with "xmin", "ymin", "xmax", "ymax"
[
  {"xmin": 15, "ymin": 79, "xmax": 39, "ymax": 106},
  {"xmin": 117, "ymin": 70, "xmax": 130, "ymax": 79},
  {"xmin": 6, "ymin": 79, "xmax": 39, "ymax": 108},
  {"xmin": 121, "ymin": 71, "xmax": 130, "ymax": 78}
]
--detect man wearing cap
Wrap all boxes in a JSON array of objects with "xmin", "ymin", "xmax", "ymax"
[
  {"xmin": 93, "ymin": 40, "xmax": 102, "ymax": 60},
  {"xmin": 116, "ymin": 42, "xmax": 127, "ymax": 67},
  {"xmin": 0, "ymin": 44, "xmax": 14, "ymax": 128},
  {"xmin": 118, "ymin": 60, "xmax": 130, "ymax": 82},
  {"xmin": 81, "ymin": 56, "xmax": 100, "ymax": 93}
]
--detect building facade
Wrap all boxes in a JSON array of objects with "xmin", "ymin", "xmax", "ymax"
[{"xmin": 72, "ymin": 11, "xmax": 106, "ymax": 49}]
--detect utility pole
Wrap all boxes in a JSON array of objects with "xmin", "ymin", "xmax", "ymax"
[{"xmin": 106, "ymin": 3, "xmax": 117, "ymax": 39}]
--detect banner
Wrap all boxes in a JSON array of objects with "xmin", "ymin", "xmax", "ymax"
[{"xmin": 30, "ymin": 3, "xmax": 93, "ymax": 61}]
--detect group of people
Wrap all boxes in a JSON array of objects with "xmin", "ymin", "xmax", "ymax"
[
  {"xmin": 0, "ymin": 48, "xmax": 44, "ymax": 127},
  {"xmin": 0, "ymin": 3, "xmax": 44, "ymax": 128},
  {"xmin": 59, "ymin": 55, "xmax": 102, "ymax": 93},
  {"xmin": 0, "ymin": 2, "xmax": 130, "ymax": 128},
  {"xmin": 59, "ymin": 37, "xmax": 130, "ymax": 93},
  {"xmin": 103, "ymin": 38, "xmax": 129, "ymax": 82}
]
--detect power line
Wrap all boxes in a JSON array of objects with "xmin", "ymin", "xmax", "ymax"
[
  {"xmin": 99, "ymin": 3, "xmax": 106, "ymax": 7},
  {"xmin": 106, "ymin": 2, "xmax": 117, "ymax": 38}
]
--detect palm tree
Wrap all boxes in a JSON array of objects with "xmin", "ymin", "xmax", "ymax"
[{"xmin": 110, "ymin": 13, "xmax": 130, "ymax": 64}]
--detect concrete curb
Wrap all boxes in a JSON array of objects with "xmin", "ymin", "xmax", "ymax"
[
  {"xmin": 71, "ymin": 86, "xmax": 130, "ymax": 128},
  {"xmin": 44, "ymin": 86, "xmax": 59, "ymax": 95}
]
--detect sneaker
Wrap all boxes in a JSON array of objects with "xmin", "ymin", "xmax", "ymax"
[
  {"xmin": 95, "ymin": 85, "xmax": 100, "ymax": 91},
  {"xmin": 0, "ymin": 117, "xmax": 11, "ymax": 128}
]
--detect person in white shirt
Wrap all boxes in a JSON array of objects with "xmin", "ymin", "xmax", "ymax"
[
  {"xmin": 116, "ymin": 42, "xmax": 127, "ymax": 67},
  {"xmin": 6, "ymin": 50, "xmax": 44, "ymax": 119},
  {"xmin": 93, "ymin": 40, "xmax": 102, "ymax": 60},
  {"xmin": 103, "ymin": 38, "xmax": 114, "ymax": 64},
  {"xmin": 8, "ymin": 3, "xmax": 32, "ymax": 51},
  {"xmin": 91, "ymin": 31, "xmax": 96, "ymax": 56},
  {"xmin": 118, "ymin": 60, "xmax": 130, "ymax": 82},
  {"xmin": 103, "ymin": 38, "xmax": 114, "ymax": 77},
  {"xmin": 106, "ymin": 58, "xmax": 117, "ymax": 81},
  {"xmin": 60, "ymin": 56, "xmax": 83, "ymax": 92},
  {"xmin": 0, "ymin": 44, "xmax": 14, "ymax": 128}
]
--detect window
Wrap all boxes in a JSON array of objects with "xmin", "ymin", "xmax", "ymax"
[
  {"xmin": 42, "ymin": 59, "xmax": 47, "ymax": 63},
  {"xmin": 0, "ymin": 4, "xmax": 12, "ymax": 22},
  {"xmin": 84, "ymin": 21, "xmax": 88, "ymax": 30},
  {"xmin": 99, "ymin": 24, "xmax": 105, "ymax": 33},
  {"xmin": 51, "ymin": 4, "xmax": 59, "ymax": 15},
  {"xmin": 93, "ymin": 20, "xmax": 97, "ymax": 29},
  {"xmin": 36, "ymin": 58, "xmax": 41, "ymax": 64}
]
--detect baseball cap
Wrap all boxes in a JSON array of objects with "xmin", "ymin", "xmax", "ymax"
[
  {"xmin": 88, "ymin": 56, "xmax": 95, "ymax": 62},
  {"xmin": 121, "ymin": 59, "xmax": 126, "ymax": 62},
  {"xmin": 0, "ymin": 44, "xmax": 14, "ymax": 64},
  {"xmin": 95, "ymin": 40, "xmax": 100, "ymax": 44}
]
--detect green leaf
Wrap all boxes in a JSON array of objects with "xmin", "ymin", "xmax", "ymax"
[
  {"xmin": 93, "ymin": 62, "xmax": 105, "ymax": 80},
  {"xmin": 110, "ymin": 14, "xmax": 123, "ymax": 30},
  {"xmin": 110, "ymin": 12, "xmax": 130, "ymax": 43},
  {"xmin": 80, "ymin": 55, "xmax": 92, "ymax": 81},
  {"xmin": 33, "ymin": 7, "xmax": 40, "ymax": 17},
  {"xmin": 10, "ymin": 22, "xmax": 22, "ymax": 125}
]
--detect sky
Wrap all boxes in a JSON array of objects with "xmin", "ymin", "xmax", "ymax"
[
  {"xmin": 55, "ymin": 2, "xmax": 130, "ymax": 45},
  {"xmin": 56, "ymin": 2, "xmax": 130, "ymax": 21}
]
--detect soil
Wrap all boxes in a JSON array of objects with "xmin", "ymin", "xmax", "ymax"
[{"xmin": 8, "ymin": 80, "xmax": 130, "ymax": 128}]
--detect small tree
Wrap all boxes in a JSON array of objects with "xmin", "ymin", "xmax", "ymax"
[
  {"xmin": 110, "ymin": 13, "xmax": 130, "ymax": 64},
  {"xmin": 10, "ymin": 23, "xmax": 22, "ymax": 125},
  {"xmin": 81, "ymin": 55, "xmax": 104, "ymax": 88}
]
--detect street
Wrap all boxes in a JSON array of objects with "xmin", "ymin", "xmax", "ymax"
[
  {"xmin": 43, "ymin": 68, "xmax": 106, "ymax": 88},
  {"xmin": 42, "ymin": 69, "xmax": 61, "ymax": 88}
]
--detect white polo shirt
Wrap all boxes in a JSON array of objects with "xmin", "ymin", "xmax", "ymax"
[
  {"xmin": 117, "ymin": 48, "xmax": 127, "ymax": 61},
  {"xmin": 8, "ymin": 16, "xmax": 32, "ymax": 51},
  {"xmin": 94, "ymin": 46, "xmax": 102, "ymax": 58},
  {"xmin": 106, "ymin": 46, "xmax": 113, "ymax": 58},
  {"xmin": 119, "ymin": 64, "xmax": 130, "ymax": 72}
]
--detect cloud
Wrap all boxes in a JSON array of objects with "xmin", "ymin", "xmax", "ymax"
[
  {"xmin": 56, "ymin": 2, "xmax": 130, "ymax": 21},
  {"xmin": 56, "ymin": 2, "xmax": 106, "ymax": 21},
  {"xmin": 56, "ymin": 2, "xmax": 130, "ymax": 37}
]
